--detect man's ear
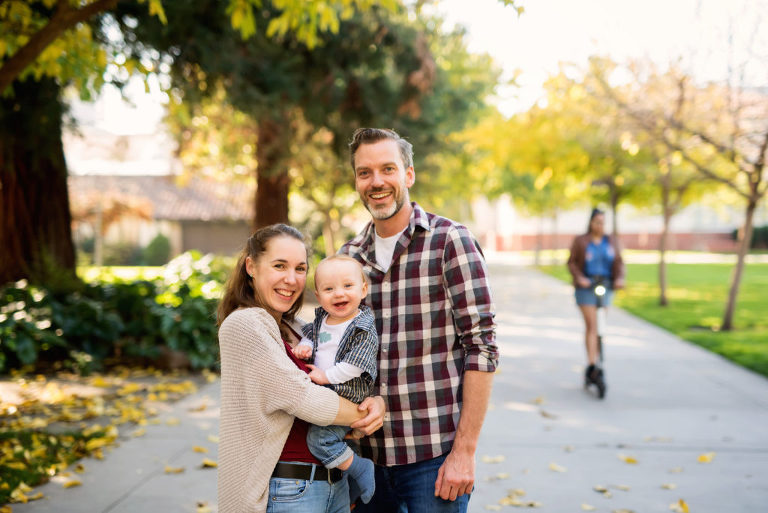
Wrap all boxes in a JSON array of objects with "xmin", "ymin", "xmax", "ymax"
[{"xmin": 405, "ymin": 166, "xmax": 415, "ymax": 188}]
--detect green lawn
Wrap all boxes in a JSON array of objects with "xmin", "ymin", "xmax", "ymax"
[{"xmin": 539, "ymin": 263, "xmax": 768, "ymax": 378}]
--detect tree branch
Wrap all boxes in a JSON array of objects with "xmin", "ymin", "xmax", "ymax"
[{"xmin": 0, "ymin": 0, "xmax": 119, "ymax": 93}]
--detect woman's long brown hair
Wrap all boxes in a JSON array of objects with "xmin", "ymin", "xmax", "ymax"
[{"xmin": 217, "ymin": 224, "xmax": 310, "ymax": 327}]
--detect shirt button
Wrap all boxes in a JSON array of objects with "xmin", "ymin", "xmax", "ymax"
[
  {"xmin": 382, "ymin": 282, "xmax": 390, "ymax": 291},
  {"xmin": 383, "ymin": 312, "xmax": 390, "ymax": 319}
]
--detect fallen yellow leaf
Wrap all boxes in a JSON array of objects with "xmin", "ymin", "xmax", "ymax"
[
  {"xmin": 165, "ymin": 417, "xmax": 181, "ymax": 426},
  {"xmin": 670, "ymin": 499, "xmax": 690, "ymax": 513},
  {"xmin": 531, "ymin": 396, "xmax": 545, "ymax": 404},
  {"xmin": 192, "ymin": 446, "xmax": 209, "ymax": 454},
  {"xmin": 74, "ymin": 463, "xmax": 86, "ymax": 474},
  {"xmin": 165, "ymin": 466, "xmax": 185, "ymax": 474},
  {"xmin": 612, "ymin": 484, "xmax": 631, "ymax": 491},
  {"xmin": 661, "ymin": 483, "xmax": 678, "ymax": 490},
  {"xmin": 485, "ymin": 506, "xmax": 502, "ymax": 511},
  {"xmin": 548, "ymin": 462, "xmax": 567, "ymax": 473},
  {"xmin": 1, "ymin": 505, "xmax": 13, "ymax": 513},
  {"xmin": 201, "ymin": 458, "xmax": 218, "ymax": 468},
  {"xmin": 207, "ymin": 434, "xmax": 219, "ymax": 444},
  {"xmin": 480, "ymin": 455, "xmax": 505, "ymax": 464},
  {"xmin": 581, "ymin": 505, "xmax": 596, "ymax": 511},
  {"xmin": 618, "ymin": 453, "xmax": 638, "ymax": 464},
  {"xmin": 593, "ymin": 485, "xmax": 612, "ymax": 498},
  {"xmin": 90, "ymin": 376, "xmax": 111, "ymax": 387},
  {"xmin": 63, "ymin": 480, "xmax": 82, "ymax": 488},
  {"xmin": 697, "ymin": 452, "xmax": 715, "ymax": 463},
  {"xmin": 197, "ymin": 501, "xmax": 213, "ymax": 513},
  {"xmin": 132, "ymin": 428, "xmax": 146, "ymax": 438}
]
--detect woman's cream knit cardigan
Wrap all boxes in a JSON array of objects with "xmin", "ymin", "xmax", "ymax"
[{"xmin": 218, "ymin": 307, "xmax": 339, "ymax": 513}]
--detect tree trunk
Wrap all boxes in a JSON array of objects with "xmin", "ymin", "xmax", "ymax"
[
  {"xmin": 322, "ymin": 214, "xmax": 336, "ymax": 257},
  {"xmin": 0, "ymin": 78, "xmax": 76, "ymax": 286},
  {"xmin": 610, "ymin": 185, "xmax": 619, "ymax": 237},
  {"xmin": 534, "ymin": 218, "xmax": 542, "ymax": 267},
  {"xmin": 721, "ymin": 199, "xmax": 757, "ymax": 331},
  {"xmin": 659, "ymin": 209, "xmax": 670, "ymax": 307},
  {"xmin": 658, "ymin": 181, "xmax": 671, "ymax": 307},
  {"xmin": 254, "ymin": 116, "xmax": 290, "ymax": 229},
  {"xmin": 550, "ymin": 209, "xmax": 559, "ymax": 265}
]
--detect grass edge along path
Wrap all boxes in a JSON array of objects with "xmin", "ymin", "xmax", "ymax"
[{"xmin": 538, "ymin": 262, "xmax": 768, "ymax": 379}]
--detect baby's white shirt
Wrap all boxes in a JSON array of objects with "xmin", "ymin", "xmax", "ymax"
[{"xmin": 298, "ymin": 314, "xmax": 364, "ymax": 384}]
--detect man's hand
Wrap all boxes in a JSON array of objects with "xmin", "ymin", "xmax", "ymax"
[
  {"xmin": 349, "ymin": 396, "xmax": 385, "ymax": 436},
  {"xmin": 293, "ymin": 345, "xmax": 312, "ymax": 360},
  {"xmin": 306, "ymin": 364, "xmax": 329, "ymax": 385},
  {"xmin": 434, "ymin": 449, "xmax": 474, "ymax": 501}
]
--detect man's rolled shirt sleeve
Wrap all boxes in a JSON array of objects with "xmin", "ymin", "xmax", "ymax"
[{"xmin": 442, "ymin": 225, "xmax": 498, "ymax": 373}]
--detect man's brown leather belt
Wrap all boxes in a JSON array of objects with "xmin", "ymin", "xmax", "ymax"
[{"xmin": 271, "ymin": 462, "xmax": 344, "ymax": 483}]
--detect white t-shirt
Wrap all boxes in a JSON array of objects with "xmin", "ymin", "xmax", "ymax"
[
  {"xmin": 374, "ymin": 230, "xmax": 401, "ymax": 271},
  {"xmin": 298, "ymin": 314, "xmax": 364, "ymax": 384}
]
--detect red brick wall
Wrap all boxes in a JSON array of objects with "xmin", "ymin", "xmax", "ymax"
[{"xmin": 489, "ymin": 232, "xmax": 739, "ymax": 252}]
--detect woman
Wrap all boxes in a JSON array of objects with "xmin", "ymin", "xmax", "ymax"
[
  {"xmin": 217, "ymin": 224, "xmax": 384, "ymax": 513},
  {"xmin": 567, "ymin": 209, "xmax": 625, "ymax": 391}
]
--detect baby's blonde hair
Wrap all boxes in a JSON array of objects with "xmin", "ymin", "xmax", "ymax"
[{"xmin": 314, "ymin": 255, "xmax": 368, "ymax": 289}]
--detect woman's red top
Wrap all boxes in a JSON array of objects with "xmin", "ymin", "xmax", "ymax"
[{"xmin": 278, "ymin": 339, "xmax": 322, "ymax": 464}]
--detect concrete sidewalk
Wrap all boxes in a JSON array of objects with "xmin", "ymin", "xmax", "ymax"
[{"xmin": 14, "ymin": 264, "xmax": 768, "ymax": 512}]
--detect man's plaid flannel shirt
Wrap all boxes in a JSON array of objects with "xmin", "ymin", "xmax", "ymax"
[{"xmin": 340, "ymin": 202, "xmax": 498, "ymax": 466}]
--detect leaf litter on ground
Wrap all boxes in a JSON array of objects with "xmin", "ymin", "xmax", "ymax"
[{"xmin": 0, "ymin": 367, "xmax": 210, "ymax": 505}]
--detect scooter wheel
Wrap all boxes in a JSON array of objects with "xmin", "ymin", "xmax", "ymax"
[{"xmin": 596, "ymin": 381, "xmax": 606, "ymax": 399}]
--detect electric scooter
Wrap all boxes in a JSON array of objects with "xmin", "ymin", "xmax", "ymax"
[{"xmin": 585, "ymin": 276, "xmax": 608, "ymax": 399}]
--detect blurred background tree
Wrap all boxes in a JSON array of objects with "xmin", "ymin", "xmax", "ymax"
[{"xmin": 0, "ymin": 0, "xmax": 400, "ymax": 284}]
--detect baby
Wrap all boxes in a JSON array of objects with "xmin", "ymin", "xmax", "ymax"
[{"xmin": 293, "ymin": 254, "xmax": 379, "ymax": 504}]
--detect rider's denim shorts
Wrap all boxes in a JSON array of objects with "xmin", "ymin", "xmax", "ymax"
[{"xmin": 575, "ymin": 286, "xmax": 613, "ymax": 307}]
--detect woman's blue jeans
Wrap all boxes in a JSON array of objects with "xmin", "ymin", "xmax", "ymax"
[
  {"xmin": 353, "ymin": 452, "xmax": 471, "ymax": 513},
  {"xmin": 266, "ymin": 462, "xmax": 350, "ymax": 513}
]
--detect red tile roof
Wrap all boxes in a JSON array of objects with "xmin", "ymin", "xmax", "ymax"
[{"xmin": 68, "ymin": 175, "xmax": 253, "ymax": 222}]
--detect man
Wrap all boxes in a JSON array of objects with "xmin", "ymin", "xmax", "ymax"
[{"xmin": 340, "ymin": 128, "xmax": 498, "ymax": 512}]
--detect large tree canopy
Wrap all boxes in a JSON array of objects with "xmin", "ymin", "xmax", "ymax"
[
  {"xmin": 117, "ymin": 0, "xmax": 499, "ymax": 230},
  {"xmin": 0, "ymin": 0, "xmax": 399, "ymax": 284}
]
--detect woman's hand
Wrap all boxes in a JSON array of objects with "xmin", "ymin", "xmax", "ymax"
[
  {"xmin": 613, "ymin": 278, "xmax": 625, "ymax": 290},
  {"xmin": 349, "ymin": 396, "xmax": 385, "ymax": 436},
  {"xmin": 577, "ymin": 276, "xmax": 591, "ymax": 288}
]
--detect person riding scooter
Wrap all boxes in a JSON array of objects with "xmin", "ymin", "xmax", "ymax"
[{"xmin": 566, "ymin": 208, "xmax": 625, "ymax": 398}]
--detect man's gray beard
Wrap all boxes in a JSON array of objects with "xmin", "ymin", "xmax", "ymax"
[{"xmin": 366, "ymin": 194, "xmax": 406, "ymax": 221}]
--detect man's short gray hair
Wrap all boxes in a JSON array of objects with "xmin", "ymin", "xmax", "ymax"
[{"xmin": 349, "ymin": 128, "xmax": 414, "ymax": 171}]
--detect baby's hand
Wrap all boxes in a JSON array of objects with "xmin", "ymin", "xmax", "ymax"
[
  {"xmin": 293, "ymin": 345, "xmax": 312, "ymax": 360},
  {"xmin": 306, "ymin": 364, "xmax": 329, "ymax": 385}
]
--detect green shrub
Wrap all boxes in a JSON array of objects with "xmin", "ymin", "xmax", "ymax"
[
  {"xmin": 0, "ymin": 252, "xmax": 229, "ymax": 374},
  {"xmin": 103, "ymin": 242, "xmax": 143, "ymax": 266},
  {"xmin": 143, "ymin": 233, "xmax": 172, "ymax": 266}
]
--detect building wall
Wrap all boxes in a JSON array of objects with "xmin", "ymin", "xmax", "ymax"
[
  {"xmin": 181, "ymin": 221, "xmax": 252, "ymax": 256},
  {"xmin": 468, "ymin": 195, "xmax": 766, "ymax": 252}
]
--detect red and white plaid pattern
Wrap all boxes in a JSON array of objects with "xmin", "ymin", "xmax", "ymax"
[{"xmin": 340, "ymin": 203, "xmax": 498, "ymax": 465}]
